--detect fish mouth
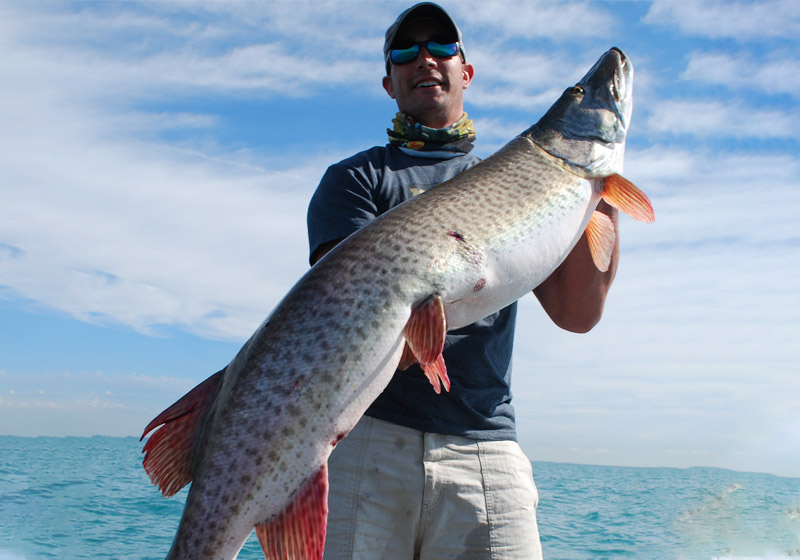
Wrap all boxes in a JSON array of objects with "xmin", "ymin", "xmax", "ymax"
[
  {"xmin": 558, "ymin": 48, "xmax": 632, "ymax": 144},
  {"xmin": 524, "ymin": 47, "xmax": 636, "ymax": 175},
  {"xmin": 608, "ymin": 49, "xmax": 633, "ymax": 126},
  {"xmin": 579, "ymin": 47, "xmax": 633, "ymax": 129}
]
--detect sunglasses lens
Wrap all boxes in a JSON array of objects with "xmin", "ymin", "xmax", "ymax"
[
  {"xmin": 427, "ymin": 41, "xmax": 459, "ymax": 58},
  {"xmin": 390, "ymin": 44, "xmax": 420, "ymax": 65},
  {"xmin": 389, "ymin": 41, "xmax": 460, "ymax": 66}
]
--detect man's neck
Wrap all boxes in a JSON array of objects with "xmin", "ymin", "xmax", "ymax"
[{"xmin": 408, "ymin": 107, "xmax": 464, "ymax": 130}]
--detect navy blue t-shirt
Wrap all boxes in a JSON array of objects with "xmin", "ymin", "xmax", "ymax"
[{"xmin": 307, "ymin": 144, "xmax": 518, "ymax": 441}]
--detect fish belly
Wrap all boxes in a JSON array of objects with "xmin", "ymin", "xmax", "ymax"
[{"xmin": 442, "ymin": 179, "xmax": 599, "ymax": 330}]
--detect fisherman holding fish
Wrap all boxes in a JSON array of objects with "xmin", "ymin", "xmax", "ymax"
[
  {"xmin": 307, "ymin": 3, "xmax": 620, "ymax": 558},
  {"xmin": 143, "ymin": 1, "xmax": 653, "ymax": 557}
]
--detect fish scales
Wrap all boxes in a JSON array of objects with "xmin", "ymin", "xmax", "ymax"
[
  {"xmin": 160, "ymin": 221, "xmax": 421, "ymax": 556},
  {"xmin": 142, "ymin": 47, "xmax": 654, "ymax": 560},
  {"xmin": 330, "ymin": 135, "xmax": 599, "ymax": 330},
  {"xmin": 160, "ymin": 138, "xmax": 592, "ymax": 558}
]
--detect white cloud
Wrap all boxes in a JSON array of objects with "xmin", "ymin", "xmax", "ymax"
[
  {"xmin": 1, "ymin": 2, "xmax": 384, "ymax": 341},
  {"xmin": 513, "ymin": 298, "xmax": 800, "ymax": 476},
  {"xmin": 0, "ymin": 129, "xmax": 322, "ymax": 339},
  {"xmin": 0, "ymin": 47, "xmax": 326, "ymax": 339},
  {"xmin": 3, "ymin": 2, "xmax": 385, "ymax": 103},
  {"xmin": 645, "ymin": 0, "xmax": 800, "ymax": 40},
  {"xmin": 682, "ymin": 51, "xmax": 800, "ymax": 98},
  {"xmin": 471, "ymin": 117, "xmax": 534, "ymax": 157},
  {"xmin": 123, "ymin": 44, "xmax": 379, "ymax": 96},
  {"xmin": 456, "ymin": 1, "xmax": 616, "ymax": 41},
  {"xmin": 465, "ymin": 48, "xmax": 581, "ymax": 111},
  {"xmin": 644, "ymin": 99, "xmax": 799, "ymax": 139}
]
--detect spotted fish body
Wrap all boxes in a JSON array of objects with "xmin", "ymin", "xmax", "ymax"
[{"xmin": 142, "ymin": 48, "xmax": 654, "ymax": 560}]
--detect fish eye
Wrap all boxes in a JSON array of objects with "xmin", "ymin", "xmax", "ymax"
[{"xmin": 569, "ymin": 85, "xmax": 585, "ymax": 95}]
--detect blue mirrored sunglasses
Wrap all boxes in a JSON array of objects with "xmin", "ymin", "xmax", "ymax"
[{"xmin": 389, "ymin": 41, "xmax": 460, "ymax": 66}]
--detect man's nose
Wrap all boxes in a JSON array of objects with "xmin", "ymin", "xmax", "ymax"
[{"xmin": 416, "ymin": 46, "xmax": 437, "ymax": 66}]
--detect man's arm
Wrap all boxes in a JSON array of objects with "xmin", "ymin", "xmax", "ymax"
[
  {"xmin": 310, "ymin": 239, "xmax": 343, "ymax": 266},
  {"xmin": 307, "ymin": 159, "xmax": 378, "ymax": 266},
  {"xmin": 533, "ymin": 200, "xmax": 619, "ymax": 333}
]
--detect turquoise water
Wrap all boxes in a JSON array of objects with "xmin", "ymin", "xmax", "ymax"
[{"xmin": 1, "ymin": 436, "xmax": 798, "ymax": 559}]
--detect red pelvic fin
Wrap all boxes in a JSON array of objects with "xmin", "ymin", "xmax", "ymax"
[
  {"xmin": 423, "ymin": 354, "xmax": 450, "ymax": 394},
  {"xmin": 602, "ymin": 174, "xmax": 655, "ymax": 223},
  {"xmin": 256, "ymin": 464, "xmax": 329, "ymax": 560},
  {"xmin": 585, "ymin": 210, "xmax": 616, "ymax": 272},
  {"xmin": 140, "ymin": 368, "xmax": 224, "ymax": 497},
  {"xmin": 397, "ymin": 342, "xmax": 417, "ymax": 371},
  {"xmin": 402, "ymin": 295, "xmax": 450, "ymax": 394}
]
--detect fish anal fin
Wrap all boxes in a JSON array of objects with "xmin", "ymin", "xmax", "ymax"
[
  {"xmin": 585, "ymin": 210, "xmax": 616, "ymax": 272},
  {"xmin": 603, "ymin": 174, "xmax": 655, "ymax": 223},
  {"xmin": 256, "ymin": 463, "xmax": 329, "ymax": 560},
  {"xmin": 140, "ymin": 368, "xmax": 225, "ymax": 497},
  {"xmin": 403, "ymin": 295, "xmax": 450, "ymax": 393}
]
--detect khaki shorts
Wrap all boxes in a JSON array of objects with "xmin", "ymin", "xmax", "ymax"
[{"xmin": 323, "ymin": 416, "xmax": 543, "ymax": 560}]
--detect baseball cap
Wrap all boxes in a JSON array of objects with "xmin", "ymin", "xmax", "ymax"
[{"xmin": 383, "ymin": 2, "xmax": 465, "ymax": 73}]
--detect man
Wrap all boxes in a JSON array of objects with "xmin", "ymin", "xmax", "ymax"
[{"xmin": 307, "ymin": 3, "xmax": 619, "ymax": 559}]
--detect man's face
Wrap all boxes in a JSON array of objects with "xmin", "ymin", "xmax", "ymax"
[{"xmin": 382, "ymin": 18, "xmax": 474, "ymax": 129}]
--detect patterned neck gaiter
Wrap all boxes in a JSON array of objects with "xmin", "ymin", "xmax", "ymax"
[{"xmin": 387, "ymin": 112, "xmax": 476, "ymax": 154}]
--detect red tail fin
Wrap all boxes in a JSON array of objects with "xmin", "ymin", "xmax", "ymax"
[{"xmin": 140, "ymin": 368, "xmax": 224, "ymax": 496}]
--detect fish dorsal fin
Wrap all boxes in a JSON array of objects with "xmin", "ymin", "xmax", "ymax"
[
  {"xmin": 585, "ymin": 210, "xmax": 616, "ymax": 272},
  {"xmin": 140, "ymin": 368, "xmax": 225, "ymax": 497},
  {"xmin": 402, "ymin": 295, "xmax": 451, "ymax": 394},
  {"xmin": 256, "ymin": 464, "xmax": 329, "ymax": 560},
  {"xmin": 602, "ymin": 174, "xmax": 655, "ymax": 223}
]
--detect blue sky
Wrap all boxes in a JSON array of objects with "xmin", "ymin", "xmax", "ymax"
[{"xmin": 1, "ymin": 0, "xmax": 798, "ymax": 478}]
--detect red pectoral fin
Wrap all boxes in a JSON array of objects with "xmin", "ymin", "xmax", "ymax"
[
  {"xmin": 585, "ymin": 210, "xmax": 616, "ymax": 272},
  {"xmin": 403, "ymin": 295, "xmax": 451, "ymax": 394},
  {"xmin": 256, "ymin": 464, "xmax": 329, "ymax": 560},
  {"xmin": 140, "ymin": 368, "xmax": 224, "ymax": 497},
  {"xmin": 602, "ymin": 174, "xmax": 655, "ymax": 223}
]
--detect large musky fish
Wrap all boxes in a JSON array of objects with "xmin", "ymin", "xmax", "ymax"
[{"xmin": 141, "ymin": 47, "xmax": 654, "ymax": 560}]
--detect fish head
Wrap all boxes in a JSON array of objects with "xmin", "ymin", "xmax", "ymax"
[{"xmin": 526, "ymin": 47, "xmax": 633, "ymax": 177}]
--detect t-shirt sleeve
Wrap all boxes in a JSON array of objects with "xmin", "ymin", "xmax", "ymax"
[{"xmin": 306, "ymin": 162, "xmax": 379, "ymax": 265}]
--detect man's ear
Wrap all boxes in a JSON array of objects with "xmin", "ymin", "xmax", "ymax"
[
  {"xmin": 382, "ymin": 75, "xmax": 396, "ymax": 99},
  {"xmin": 462, "ymin": 63, "xmax": 475, "ymax": 90}
]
